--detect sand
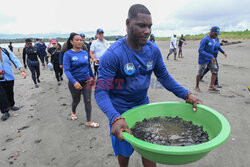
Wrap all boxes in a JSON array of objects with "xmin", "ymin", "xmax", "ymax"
[{"xmin": 0, "ymin": 40, "xmax": 249, "ymax": 167}]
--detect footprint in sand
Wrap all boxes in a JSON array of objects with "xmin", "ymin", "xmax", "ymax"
[{"xmin": 89, "ymin": 137, "xmax": 97, "ymax": 149}]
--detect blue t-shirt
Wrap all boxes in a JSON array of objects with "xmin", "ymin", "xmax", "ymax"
[
  {"xmin": 198, "ymin": 35, "xmax": 215, "ymax": 64},
  {"xmin": 63, "ymin": 49, "xmax": 94, "ymax": 84},
  {"xmin": 95, "ymin": 38, "xmax": 189, "ymax": 124},
  {"xmin": 35, "ymin": 42, "xmax": 47, "ymax": 56}
]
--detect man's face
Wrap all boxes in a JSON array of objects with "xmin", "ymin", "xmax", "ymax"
[
  {"xmin": 27, "ymin": 42, "xmax": 32, "ymax": 47},
  {"xmin": 81, "ymin": 36, "xmax": 85, "ymax": 42},
  {"xmin": 210, "ymin": 31, "xmax": 218, "ymax": 39},
  {"xmin": 98, "ymin": 33, "xmax": 104, "ymax": 40},
  {"xmin": 127, "ymin": 13, "xmax": 152, "ymax": 46}
]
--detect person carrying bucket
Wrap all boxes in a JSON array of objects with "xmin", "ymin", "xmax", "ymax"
[{"xmin": 94, "ymin": 4, "xmax": 201, "ymax": 167}]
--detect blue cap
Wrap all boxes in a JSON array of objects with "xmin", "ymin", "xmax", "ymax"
[
  {"xmin": 96, "ymin": 28, "xmax": 104, "ymax": 34},
  {"xmin": 90, "ymin": 37, "xmax": 94, "ymax": 40},
  {"xmin": 210, "ymin": 26, "xmax": 221, "ymax": 35},
  {"xmin": 150, "ymin": 34, "xmax": 155, "ymax": 38},
  {"xmin": 80, "ymin": 33, "xmax": 85, "ymax": 37},
  {"xmin": 115, "ymin": 36, "xmax": 119, "ymax": 40}
]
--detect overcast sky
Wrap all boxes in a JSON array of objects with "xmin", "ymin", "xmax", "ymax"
[{"xmin": 1, "ymin": 0, "xmax": 250, "ymax": 37}]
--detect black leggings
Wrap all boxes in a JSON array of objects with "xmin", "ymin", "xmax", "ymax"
[
  {"xmin": 0, "ymin": 83, "xmax": 10, "ymax": 114},
  {"xmin": 68, "ymin": 81, "xmax": 92, "ymax": 122},
  {"xmin": 27, "ymin": 60, "xmax": 40, "ymax": 84},
  {"xmin": 94, "ymin": 65, "xmax": 99, "ymax": 77},
  {"xmin": 40, "ymin": 54, "xmax": 48, "ymax": 64},
  {"xmin": 53, "ymin": 63, "xmax": 63, "ymax": 81}
]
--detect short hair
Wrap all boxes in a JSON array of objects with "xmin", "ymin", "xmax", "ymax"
[
  {"xmin": 128, "ymin": 4, "xmax": 151, "ymax": 19},
  {"xmin": 25, "ymin": 38, "xmax": 32, "ymax": 43}
]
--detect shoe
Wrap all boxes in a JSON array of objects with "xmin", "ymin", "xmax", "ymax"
[
  {"xmin": 1, "ymin": 112, "xmax": 10, "ymax": 121},
  {"xmin": 60, "ymin": 77, "xmax": 63, "ymax": 81},
  {"xmin": 200, "ymin": 79, "xmax": 204, "ymax": 82},
  {"xmin": 208, "ymin": 86, "xmax": 220, "ymax": 92},
  {"xmin": 58, "ymin": 81, "xmax": 62, "ymax": 86},
  {"xmin": 10, "ymin": 106, "xmax": 20, "ymax": 111},
  {"xmin": 37, "ymin": 79, "xmax": 40, "ymax": 83},
  {"xmin": 35, "ymin": 84, "xmax": 39, "ymax": 88},
  {"xmin": 215, "ymin": 85, "xmax": 222, "ymax": 88}
]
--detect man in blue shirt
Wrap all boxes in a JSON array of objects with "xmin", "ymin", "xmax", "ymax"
[
  {"xmin": 95, "ymin": 4, "xmax": 201, "ymax": 167},
  {"xmin": 35, "ymin": 39, "xmax": 48, "ymax": 66},
  {"xmin": 0, "ymin": 47, "xmax": 26, "ymax": 121},
  {"xmin": 195, "ymin": 26, "xmax": 221, "ymax": 92}
]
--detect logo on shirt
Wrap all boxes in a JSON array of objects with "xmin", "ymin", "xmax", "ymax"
[
  {"xmin": 124, "ymin": 63, "xmax": 135, "ymax": 75},
  {"xmin": 208, "ymin": 42, "xmax": 213, "ymax": 46},
  {"xmin": 72, "ymin": 56, "xmax": 78, "ymax": 61},
  {"xmin": 85, "ymin": 55, "xmax": 88, "ymax": 60},
  {"xmin": 147, "ymin": 61, "xmax": 153, "ymax": 71}
]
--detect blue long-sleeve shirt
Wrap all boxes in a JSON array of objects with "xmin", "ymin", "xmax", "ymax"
[
  {"xmin": 95, "ymin": 38, "xmax": 190, "ymax": 125},
  {"xmin": 63, "ymin": 49, "xmax": 94, "ymax": 84},
  {"xmin": 214, "ymin": 37, "xmax": 225, "ymax": 57},
  {"xmin": 35, "ymin": 42, "xmax": 47, "ymax": 56},
  {"xmin": 59, "ymin": 51, "xmax": 64, "ymax": 66},
  {"xmin": 0, "ymin": 48, "xmax": 23, "ymax": 81},
  {"xmin": 198, "ymin": 35, "xmax": 215, "ymax": 64}
]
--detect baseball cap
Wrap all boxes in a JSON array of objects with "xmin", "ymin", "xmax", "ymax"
[
  {"xmin": 80, "ymin": 33, "xmax": 85, "ymax": 37},
  {"xmin": 150, "ymin": 34, "xmax": 155, "ymax": 38},
  {"xmin": 51, "ymin": 40, "xmax": 57, "ymax": 44},
  {"xmin": 210, "ymin": 26, "xmax": 221, "ymax": 35},
  {"xmin": 96, "ymin": 28, "xmax": 104, "ymax": 34},
  {"xmin": 115, "ymin": 36, "xmax": 119, "ymax": 40}
]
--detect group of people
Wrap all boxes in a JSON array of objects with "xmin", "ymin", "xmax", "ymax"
[
  {"xmin": 0, "ymin": 3, "xmax": 229, "ymax": 166},
  {"xmin": 167, "ymin": 34, "xmax": 187, "ymax": 60}
]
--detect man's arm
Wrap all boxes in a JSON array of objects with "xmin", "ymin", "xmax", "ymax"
[{"xmin": 94, "ymin": 50, "xmax": 121, "ymax": 125}]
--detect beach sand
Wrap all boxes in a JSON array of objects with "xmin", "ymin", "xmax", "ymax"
[{"xmin": 0, "ymin": 40, "xmax": 249, "ymax": 167}]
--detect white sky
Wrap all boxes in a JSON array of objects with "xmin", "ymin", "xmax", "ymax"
[{"xmin": 1, "ymin": 0, "xmax": 250, "ymax": 37}]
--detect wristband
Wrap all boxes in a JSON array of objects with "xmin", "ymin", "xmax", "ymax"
[{"xmin": 111, "ymin": 117, "xmax": 125, "ymax": 126}]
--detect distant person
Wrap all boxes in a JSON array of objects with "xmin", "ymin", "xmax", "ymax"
[
  {"xmin": 167, "ymin": 34, "xmax": 177, "ymax": 60},
  {"xmin": 200, "ymin": 28, "xmax": 227, "ymax": 88},
  {"xmin": 8, "ymin": 42, "xmax": 13, "ymax": 52},
  {"xmin": 149, "ymin": 34, "xmax": 155, "ymax": 43},
  {"xmin": 80, "ymin": 33, "xmax": 89, "ymax": 51},
  {"xmin": 48, "ymin": 40, "xmax": 63, "ymax": 85},
  {"xmin": 94, "ymin": 4, "xmax": 201, "ymax": 167},
  {"xmin": 178, "ymin": 34, "xmax": 187, "ymax": 58},
  {"xmin": 17, "ymin": 48, "xmax": 21, "ymax": 56},
  {"xmin": 23, "ymin": 38, "xmax": 42, "ymax": 88},
  {"xmin": 87, "ymin": 37, "xmax": 95, "ymax": 53},
  {"xmin": 195, "ymin": 26, "xmax": 221, "ymax": 92},
  {"xmin": 34, "ymin": 38, "xmax": 39, "ymax": 46},
  {"xmin": 63, "ymin": 33, "xmax": 99, "ymax": 127},
  {"xmin": 90, "ymin": 28, "xmax": 110, "ymax": 77},
  {"xmin": 47, "ymin": 38, "xmax": 53, "ymax": 49},
  {"xmin": 0, "ymin": 47, "xmax": 26, "ymax": 121},
  {"xmin": 36, "ymin": 39, "xmax": 48, "ymax": 66}
]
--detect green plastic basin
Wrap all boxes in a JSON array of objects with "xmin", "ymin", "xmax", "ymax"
[{"xmin": 122, "ymin": 102, "xmax": 230, "ymax": 165}]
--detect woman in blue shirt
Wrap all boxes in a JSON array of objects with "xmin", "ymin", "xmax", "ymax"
[{"xmin": 63, "ymin": 33, "xmax": 99, "ymax": 127}]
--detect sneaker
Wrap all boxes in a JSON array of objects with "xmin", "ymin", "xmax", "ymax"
[
  {"xmin": 58, "ymin": 81, "xmax": 62, "ymax": 86},
  {"xmin": 37, "ymin": 79, "xmax": 40, "ymax": 83},
  {"xmin": 35, "ymin": 84, "xmax": 39, "ymax": 88},
  {"xmin": 1, "ymin": 112, "xmax": 10, "ymax": 121},
  {"xmin": 10, "ymin": 106, "xmax": 20, "ymax": 111}
]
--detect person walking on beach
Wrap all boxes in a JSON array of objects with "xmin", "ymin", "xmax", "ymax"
[
  {"xmin": 167, "ymin": 34, "xmax": 178, "ymax": 60},
  {"xmin": 90, "ymin": 28, "xmax": 110, "ymax": 77},
  {"xmin": 8, "ymin": 42, "xmax": 13, "ymax": 52},
  {"xmin": 48, "ymin": 40, "xmax": 63, "ymax": 85},
  {"xmin": 23, "ymin": 38, "xmax": 42, "ymax": 88},
  {"xmin": 200, "ymin": 27, "xmax": 227, "ymax": 88},
  {"xmin": 35, "ymin": 39, "xmax": 48, "ymax": 66},
  {"xmin": 63, "ymin": 33, "xmax": 99, "ymax": 127},
  {"xmin": 95, "ymin": 4, "xmax": 201, "ymax": 167},
  {"xmin": 178, "ymin": 34, "xmax": 186, "ymax": 58},
  {"xmin": 195, "ymin": 26, "xmax": 221, "ymax": 92},
  {"xmin": 0, "ymin": 47, "xmax": 26, "ymax": 121}
]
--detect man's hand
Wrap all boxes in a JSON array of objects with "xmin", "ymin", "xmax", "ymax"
[
  {"xmin": 19, "ymin": 68, "xmax": 26, "ymax": 79},
  {"xmin": 74, "ymin": 82, "xmax": 83, "ymax": 90},
  {"xmin": 59, "ymin": 65, "xmax": 63, "ymax": 69},
  {"xmin": 24, "ymin": 64, "xmax": 27, "ymax": 69},
  {"xmin": 42, "ymin": 63, "xmax": 45, "ymax": 67},
  {"xmin": 110, "ymin": 116, "xmax": 131, "ymax": 141},
  {"xmin": 185, "ymin": 93, "xmax": 202, "ymax": 111},
  {"xmin": 224, "ymin": 53, "xmax": 227, "ymax": 58},
  {"xmin": 94, "ymin": 59, "xmax": 99, "ymax": 64},
  {"xmin": 212, "ymin": 58, "xmax": 216, "ymax": 64}
]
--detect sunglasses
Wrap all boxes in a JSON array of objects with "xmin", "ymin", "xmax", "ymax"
[{"xmin": 27, "ymin": 42, "xmax": 32, "ymax": 45}]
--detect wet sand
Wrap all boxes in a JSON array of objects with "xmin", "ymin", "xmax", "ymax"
[{"xmin": 0, "ymin": 40, "xmax": 250, "ymax": 167}]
